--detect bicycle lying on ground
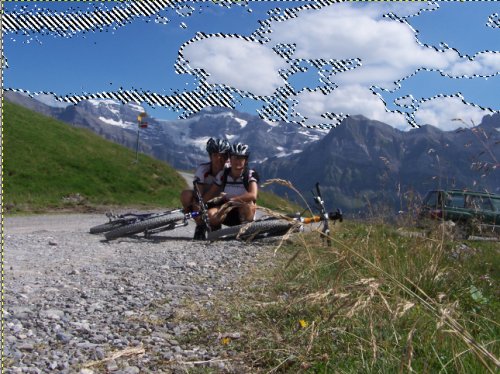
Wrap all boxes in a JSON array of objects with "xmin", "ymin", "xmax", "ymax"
[
  {"xmin": 91, "ymin": 182, "xmax": 342, "ymax": 244},
  {"xmin": 206, "ymin": 183, "xmax": 342, "ymax": 246},
  {"xmin": 90, "ymin": 182, "xmax": 212, "ymax": 240}
]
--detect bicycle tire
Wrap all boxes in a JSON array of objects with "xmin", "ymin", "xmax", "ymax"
[
  {"xmin": 90, "ymin": 220, "xmax": 129, "ymax": 234},
  {"xmin": 207, "ymin": 219, "xmax": 296, "ymax": 241},
  {"xmin": 105, "ymin": 212, "xmax": 186, "ymax": 240}
]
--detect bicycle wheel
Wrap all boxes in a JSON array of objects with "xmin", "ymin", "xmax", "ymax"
[
  {"xmin": 105, "ymin": 212, "xmax": 186, "ymax": 240},
  {"xmin": 90, "ymin": 220, "xmax": 129, "ymax": 234},
  {"xmin": 207, "ymin": 219, "xmax": 296, "ymax": 241}
]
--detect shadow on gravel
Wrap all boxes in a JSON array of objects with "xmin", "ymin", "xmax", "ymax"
[
  {"xmin": 100, "ymin": 235, "xmax": 196, "ymax": 243},
  {"xmin": 100, "ymin": 234, "xmax": 284, "ymax": 245}
]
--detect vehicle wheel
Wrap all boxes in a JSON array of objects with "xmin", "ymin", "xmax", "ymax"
[
  {"xmin": 207, "ymin": 219, "xmax": 296, "ymax": 241},
  {"xmin": 105, "ymin": 212, "xmax": 185, "ymax": 240},
  {"xmin": 89, "ymin": 220, "xmax": 128, "ymax": 234}
]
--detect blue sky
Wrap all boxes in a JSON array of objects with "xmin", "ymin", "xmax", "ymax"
[{"xmin": 3, "ymin": 1, "xmax": 499, "ymax": 131}]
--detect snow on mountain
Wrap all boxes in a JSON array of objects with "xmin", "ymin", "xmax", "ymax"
[
  {"xmin": 5, "ymin": 92, "xmax": 328, "ymax": 170},
  {"xmin": 235, "ymin": 118, "xmax": 248, "ymax": 128},
  {"xmin": 88, "ymin": 99, "xmax": 121, "ymax": 115},
  {"xmin": 88, "ymin": 99, "xmax": 119, "ymax": 107},
  {"xmin": 298, "ymin": 129, "xmax": 323, "ymax": 141},
  {"xmin": 98, "ymin": 116, "xmax": 135, "ymax": 129},
  {"xmin": 128, "ymin": 103, "xmax": 146, "ymax": 113},
  {"xmin": 275, "ymin": 147, "xmax": 303, "ymax": 158},
  {"xmin": 263, "ymin": 119, "xmax": 279, "ymax": 127}
]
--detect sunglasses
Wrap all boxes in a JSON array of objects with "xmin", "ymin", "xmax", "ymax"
[
  {"xmin": 212, "ymin": 153, "xmax": 229, "ymax": 159},
  {"xmin": 231, "ymin": 155, "xmax": 248, "ymax": 160}
]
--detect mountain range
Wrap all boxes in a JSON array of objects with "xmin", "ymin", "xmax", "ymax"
[
  {"xmin": 259, "ymin": 114, "xmax": 499, "ymax": 213},
  {"xmin": 3, "ymin": 91, "xmax": 324, "ymax": 170},
  {"xmin": 4, "ymin": 91, "xmax": 499, "ymax": 213}
]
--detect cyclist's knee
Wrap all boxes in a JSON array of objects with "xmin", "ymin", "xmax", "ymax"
[
  {"xmin": 239, "ymin": 202, "xmax": 256, "ymax": 221},
  {"xmin": 180, "ymin": 190, "xmax": 194, "ymax": 206},
  {"xmin": 207, "ymin": 208, "xmax": 221, "ymax": 225}
]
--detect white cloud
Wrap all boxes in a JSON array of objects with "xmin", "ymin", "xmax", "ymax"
[
  {"xmin": 179, "ymin": 3, "xmax": 497, "ymax": 130},
  {"xmin": 182, "ymin": 37, "xmax": 288, "ymax": 96},
  {"xmin": 414, "ymin": 96, "xmax": 494, "ymax": 130},
  {"xmin": 269, "ymin": 4, "xmax": 459, "ymax": 88},
  {"xmin": 295, "ymin": 85, "xmax": 407, "ymax": 129},
  {"xmin": 446, "ymin": 52, "xmax": 500, "ymax": 77}
]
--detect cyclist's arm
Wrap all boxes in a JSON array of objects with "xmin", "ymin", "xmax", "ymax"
[
  {"xmin": 194, "ymin": 181, "xmax": 210, "ymax": 196},
  {"xmin": 203, "ymin": 183, "xmax": 222, "ymax": 203},
  {"xmin": 229, "ymin": 181, "xmax": 258, "ymax": 204}
]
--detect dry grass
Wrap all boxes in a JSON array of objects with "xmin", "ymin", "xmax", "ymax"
[
  {"xmin": 173, "ymin": 179, "xmax": 499, "ymax": 372},
  {"xmin": 178, "ymin": 218, "xmax": 499, "ymax": 373}
]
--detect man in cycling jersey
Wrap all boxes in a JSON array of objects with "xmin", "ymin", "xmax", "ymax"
[
  {"xmin": 204, "ymin": 142, "xmax": 259, "ymax": 230},
  {"xmin": 180, "ymin": 137, "xmax": 230, "ymax": 240}
]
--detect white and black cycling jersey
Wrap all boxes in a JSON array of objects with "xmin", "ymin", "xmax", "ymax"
[
  {"xmin": 214, "ymin": 168, "xmax": 258, "ymax": 199},
  {"xmin": 193, "ymin": 162, "xmax": 217, "ymax": 186}
]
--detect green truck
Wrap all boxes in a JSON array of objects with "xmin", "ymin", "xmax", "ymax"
[{"xmin": 418, "ymin": 189, "xmax": 500, "ymax": 238}]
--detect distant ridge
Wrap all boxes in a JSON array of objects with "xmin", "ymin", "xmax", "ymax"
[
  {"xmin": 258, "ymin": 114, "xmax": 500, "ymax": 213},
  {"xmin": 5, "ymin": 91, "xmax": 499, "ymax": 214}
]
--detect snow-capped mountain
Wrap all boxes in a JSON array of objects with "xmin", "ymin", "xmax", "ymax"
[
  {"xmin": 5, "ymin": 91, "xmax": 498, "ymax": 214},
  {"xmin": 4, "ymin": 91, "xmax": 326, "ymax": 170},
  {"xmin": 258, "ymin": 114, "xmax": 500, "ymax": 212}
]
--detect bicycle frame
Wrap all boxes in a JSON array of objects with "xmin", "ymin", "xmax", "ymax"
[
  {"xmin": 192, "ymin": 181, "xmax": 212, "ymax": 235},
  {"xmin": 206, "ymin": 182, "xmax": 343, "ymax": 243},
  {"xmin": 282, "ymin": 184, "xmax": 343, "ymax": 245},
  {"xmin": 297, "ymin": 183, "xmax": 341, "ymax": 246}
]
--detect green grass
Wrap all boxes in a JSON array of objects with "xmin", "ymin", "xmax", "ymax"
[
  {"xmin": 3, "ymin": 101, "xmax": 300, "ymax": 214},
  {"xmin": 258, "ymin": 189, "xmax": 304, "ymax": 213},
  {"xmin": 3, "ymin": 101, "xmax": 187, "ymax": 213},
  {"xmin": 180, "ymin": 222, "xmax": 500, "ymax": 373}
]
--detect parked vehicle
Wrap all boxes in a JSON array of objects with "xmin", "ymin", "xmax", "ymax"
[{"xmin": 418, "ymin": 189, "xmax": 500, "ymax": 238}]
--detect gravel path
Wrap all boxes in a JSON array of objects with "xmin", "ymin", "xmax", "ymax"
[{"xmin": 3, "ymin": 212, "xmax": 277, "ymax": 373}]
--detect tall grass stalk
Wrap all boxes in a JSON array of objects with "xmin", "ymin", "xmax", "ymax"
[{"xmin": 176, "ymin": 183, "xmax": 498, "ymax": 373}]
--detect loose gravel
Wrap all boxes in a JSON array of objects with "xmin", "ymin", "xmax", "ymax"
[{"xmin": 3, "ymin": 213, "xmax": 278, "ymax": 373}]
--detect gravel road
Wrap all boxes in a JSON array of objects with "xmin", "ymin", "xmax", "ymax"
[{"xmin": 3, "ymin": 212, "xmax": 277, "ymax": 373}]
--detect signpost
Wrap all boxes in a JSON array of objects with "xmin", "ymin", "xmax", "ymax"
[{"xmin": 135, "ymin": 112, "xmax": 148, "ymax": 163}]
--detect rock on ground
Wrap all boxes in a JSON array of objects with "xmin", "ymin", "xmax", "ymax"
[{"xmin": 4, "ymin": 213, "xmax": 277, "ymax": 373}]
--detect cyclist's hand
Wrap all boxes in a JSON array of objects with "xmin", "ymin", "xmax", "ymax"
[{"xmin": 208, "ymin": 193, "xmax": 227, "ymax": 207}]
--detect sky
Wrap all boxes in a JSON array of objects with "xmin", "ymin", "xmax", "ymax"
[{"xmin": 3, "ymin": 0, "xmax": 500, "ymax": 131}]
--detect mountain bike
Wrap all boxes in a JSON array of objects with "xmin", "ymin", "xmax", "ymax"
[
  {"xmin": 207, "ymin": 183, "xmax": 343, "ymax": 246},
  {"xmin": 90, "ymin": 182, "xmax": 211, "ymax": 240}
]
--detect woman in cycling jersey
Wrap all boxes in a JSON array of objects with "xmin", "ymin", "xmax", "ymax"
[
  {"xmin": 204, "ymin": 142, "xmax": 259, "ymax": 230},
  {"xmin": 180, "ymin": 138, "xmax": 230, "ymax": 240}
]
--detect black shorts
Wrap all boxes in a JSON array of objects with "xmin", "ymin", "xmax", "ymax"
[{"xmin": 222, "ymin": 208, "xmax": 242, "ymax": 227}]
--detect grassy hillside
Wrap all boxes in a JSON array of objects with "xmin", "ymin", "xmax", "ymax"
[
  {"xmin": 3, "ymin": 101, "xmax": 300, "ymax": 214},
  {"xmin": 3, "ymin": 101, "xmax": 187, "ymax": 213}
]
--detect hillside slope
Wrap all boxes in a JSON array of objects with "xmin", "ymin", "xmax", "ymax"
[{"xmin": 3, "ymin": 101, "xmax": 187, "ymax": 212}]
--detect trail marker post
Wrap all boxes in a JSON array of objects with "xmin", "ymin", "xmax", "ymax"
[{"xmin": 135, "ymin": 112, "xmax": 148, "ymax": 163}]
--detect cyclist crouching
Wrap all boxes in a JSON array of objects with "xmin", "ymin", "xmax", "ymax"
[
  {"xmin": 204, "ymin": 143, "xmax": 259, "ymax": 230},
  {"xmin": 180, "ymin": 138, "xmax": 230, "ymax": 240}
]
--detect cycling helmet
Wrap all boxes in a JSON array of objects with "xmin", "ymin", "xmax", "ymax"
[
  {"xmin": 206, "ymin": 138, "xmax": 230, "ymax": 155},
  {"xmin": 229, "ymin": 142, "xmax": 250, "ymax": 158}
]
